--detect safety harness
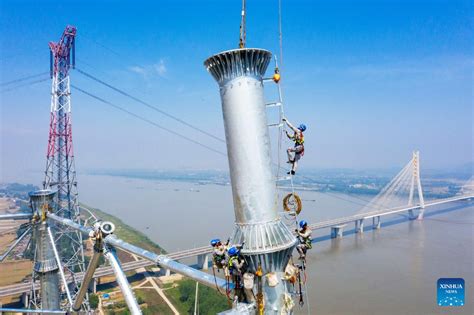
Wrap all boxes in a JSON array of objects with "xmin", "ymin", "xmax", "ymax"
[
  {"xmin": 291, "ymin": 131, "xmax": 305, "ymax": 155},
  {"xmin": 298, "ymin": 228, "xmax": 312, "ymax": 249},
  {"xmin": 228, "ymin": 256, "xmax": 238, "ymax": 270}
]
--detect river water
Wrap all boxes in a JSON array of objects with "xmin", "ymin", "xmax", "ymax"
[{"xmin": 76, "ymin": 174, "xmax": 473, "ymax": 315}]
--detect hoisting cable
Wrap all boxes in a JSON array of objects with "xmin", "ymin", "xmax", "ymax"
[
  {"xmin": 278, "ymin": 0, "xmax": 284, "ymax": 70},
  {"xmin": 239, "ymin": 0, "xmax": 246, "ymax": 48}
]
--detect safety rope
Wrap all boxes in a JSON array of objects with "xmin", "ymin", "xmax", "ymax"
[
  {"xmin": 226, "ymin": 275, "xmax": 233, "ymax": 306},
  {"xmin": 275, "ymin": 2, "xmax": 312, "ymax": 314},
  {"xmin": 274, "ymin": 60, "xmax": 299, "ymax": 231},
  {"xmin": 303, "ymin": 273, "xmax": 311, "ymax": 314},
  {"xmin": 212, "ymin": 266, "xmax": 224, "ymax": 295}
]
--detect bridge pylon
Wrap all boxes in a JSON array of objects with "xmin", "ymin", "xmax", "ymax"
[{"xmin": 408, "ymin": 151, "xmax": 425, "ymax": 219}]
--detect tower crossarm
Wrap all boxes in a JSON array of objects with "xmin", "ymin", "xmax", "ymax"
[
  {"xmin": 46, "ymin": 213, "xmax": 230, "ymax": 291},
  {"xmin": 49, "ymin": 25, "xmax": 76, "ymax": 78}
]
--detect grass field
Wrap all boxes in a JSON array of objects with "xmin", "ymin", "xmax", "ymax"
[
  {"xmin": 136, "ymin": 289, "xmax": 175, "ymax": 315},
  {"xmin": 164, "ymin": 279, "xmax": 229, "ymax": 314}
]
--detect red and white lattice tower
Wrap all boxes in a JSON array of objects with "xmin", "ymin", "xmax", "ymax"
[{"xmin": 37, "ymin": 25, "xmax": 86, "ymax": 306}]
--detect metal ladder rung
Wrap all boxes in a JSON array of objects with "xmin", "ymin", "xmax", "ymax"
[
  {"xmin": 276, "ymin": 176, "xmax": 292, "ymax": 181},
  {"xmin": 266, "ymin": 102, "xmax": 282, "ymax": 108},
  {"xmin": 268, "ymin": 122, "xmax": 284, "ymax": 128}
]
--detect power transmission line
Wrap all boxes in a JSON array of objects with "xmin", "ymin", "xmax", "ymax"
[
  {"xmin": 72, "ymin": 82, "xmax": 378, "ymax": 209},
  {"xmin": 1, "ymin": 77, "xmax": 50, "ymax": 93},
  {"xmin": 1, "ymin": 72, "xmax": 49, "ymax": 87},
  {"xmin": 75, "ymin": 68, "xmax": 226, "ymax": 143},
  {"xmin": 71, "ymin": 84, "xmax": 227, "ymax": 156},
  {"xmin": 1, "ymin": 70, "xmax": 377, "ymax": 210},
  {"xmin": 79, "ymin": 33, "xmax": 122, "ymax": 57}
]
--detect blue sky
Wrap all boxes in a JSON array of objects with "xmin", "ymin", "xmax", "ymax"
[{"xmin": 1, "ymin": 0, "xmax": 472, "ymax": 182}]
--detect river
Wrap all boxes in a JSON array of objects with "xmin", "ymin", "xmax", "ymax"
[
  {"xmin": 75, "ymin": 174, "xmax": 472, "ymax": 315},
  {"xmin": 6, "ymin": 172, "xmax": 472, "ymax": 314}
]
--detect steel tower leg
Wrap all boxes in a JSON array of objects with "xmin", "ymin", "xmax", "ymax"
[
  {"xmin": 104, "ymin": 247, "xmax": 142, "ymax": 315},
  {"xmin": 47, "ymin": 227, "xmax": 73, "ymax": 307},
  {"xmin": 73, "ymin": 243, "xmax": 102, "ymax": 311}
]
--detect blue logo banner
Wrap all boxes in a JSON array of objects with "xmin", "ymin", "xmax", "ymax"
[{"xmin": 437, "ymin": 278, "xmax": 465, "ymax": 307}]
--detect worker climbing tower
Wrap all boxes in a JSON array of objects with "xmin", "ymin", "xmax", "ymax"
[
  {"xmin": 205, "ymin": 48, "xmax": 297, "ymax": 311},
  {"xmin": 39, "ymin": 25, "xmax": 86, "ymax": 307}
]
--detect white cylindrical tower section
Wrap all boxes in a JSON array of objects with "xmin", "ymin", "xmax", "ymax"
[
  {"xmin": 208, "ymin": 49, "xmax": 276, "ymax": 224},
  {"xmin": 205, "ymin": 49, "xmax": 295, "ymax": 273},
  {"xmin": 29, "ymin": 190, "xmax": 61, "ymax": 311}
]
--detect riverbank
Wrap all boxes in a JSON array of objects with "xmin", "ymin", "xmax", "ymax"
[
  {"xmin": 83, "ymin": 203, "xmax": 166, "ymax": 255},
  {"xmin": 84, "ymin": 203, "xmax": 228, "ymax": 314}
]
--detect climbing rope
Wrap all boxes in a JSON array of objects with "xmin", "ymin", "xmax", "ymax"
[{"xmin": 283, "ymin": 192, "xmax": 302, "ymax": 215}]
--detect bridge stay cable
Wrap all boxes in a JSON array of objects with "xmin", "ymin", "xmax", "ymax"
[{"xmin": 358, "ymin": 152, "xmax": 425, "ymax": 216}]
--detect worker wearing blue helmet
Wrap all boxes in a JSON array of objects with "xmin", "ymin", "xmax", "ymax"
[
  {"xmin": 282, "ymin": 117, "xmax": 306, "ymax": 175},
  {"xmin": 228, "ymin": 245, "xmax": 246, "ymax": 274},
  {"xmin": 228, "ymin": 245, "xmax": 248, "ymax": 302},
  {"xmin": 210, "ymin": 238, "xmax": 229, "ymax": 270},
  {"xmin": 295, "ymin": 220, "xmax": 312, "ymax": 259}
]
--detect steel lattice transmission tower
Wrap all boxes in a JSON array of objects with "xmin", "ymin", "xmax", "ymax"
[{"xmin": 38, "ymin": 25, "xmax": 86, "ymax": 304}]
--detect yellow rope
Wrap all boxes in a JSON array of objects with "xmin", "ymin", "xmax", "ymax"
[{"xmin": 283, "ymin": 193, "xmax": 302, "ymax": 215}]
